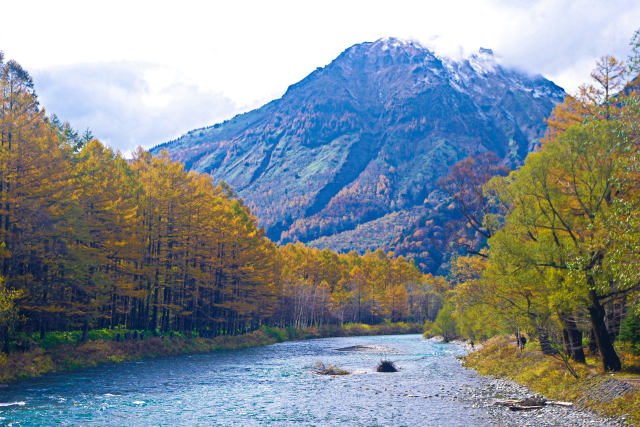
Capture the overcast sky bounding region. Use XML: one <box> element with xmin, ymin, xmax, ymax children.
<box><xmin>1</xmin><ymin>0</ymin><xmax>639</xmax><ymax>154</ymax></box>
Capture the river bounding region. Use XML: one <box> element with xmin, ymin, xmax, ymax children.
<box><xmin>0</xmin><ymin>334</ymin><xmax>615</xmax><ymax>426</ymax></box>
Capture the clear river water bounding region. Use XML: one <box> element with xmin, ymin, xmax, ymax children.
<box><xmin>0</xmin><ymin>334</ymin><xmax>612</xmax><ymax>426</ymax></box>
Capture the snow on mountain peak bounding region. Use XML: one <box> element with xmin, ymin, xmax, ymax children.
<box><xmin>468</xmin><ymin>50</ymin><xmax>498</xmax><ymax>75</ymax></box>
<box><xmin>375</xmin><ymin>37</ymin><xmax>429</xmax><ymax>52</ymax></box>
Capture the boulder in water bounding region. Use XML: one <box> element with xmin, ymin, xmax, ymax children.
<box><xmin>314</xmin><ymin>362</ymin><xmax>350</xmax><ymax>375</ymax></box>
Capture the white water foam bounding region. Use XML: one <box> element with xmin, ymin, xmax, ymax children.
<box><xmin>0</xmin><ymin>401</ymin><xmax>26</xmax><ymax>407</ymax></box>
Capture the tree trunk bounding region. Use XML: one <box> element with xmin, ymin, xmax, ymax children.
<box><xmin>536</xmin><ymin>326</ymin><xmax>556</xmax><ymax>355</ymax></box>
<box><xmin>1</xmin><ymin>326</ymin><xmax>9</xmax><ymax>354</ymax></box>
<box><xmin>561</xmin><ymin>316</ymin><xmax>586</xmax><ymax>363</ymax></box>
<box><xmin>588</xmin><ymin>290</ymin><xmax>621</xmax><ymax>371</ymax></box>
<box><xmin>40</xmin><ymin>318</ymin><xmax>46</xmax><ymax>340</ymax></box>
<box><xmin>562</xmin><ymin>328</ymin><xmax>571</xmax><ymax>355</ymax></box>
<box><xmin>588</xmin><ymin>328</ymin><xmax>598</xmax><ymax>355</ymax></box>
<box><xmin>151</xmin><ymin>286</ymin><xmax>159</xmax><ymax>332</ymax></box>
<box><xmin>81</xmin><ymin>318</ymin><xmax>89</xmax><ymax>342</ymax></box>
<box><xmin>605</xmin><ymin>299</ymin><xmax>626</xmax><ymax>343</ymax></box>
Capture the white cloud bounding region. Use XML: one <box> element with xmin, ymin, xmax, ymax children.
<box><xmin>33</xmin><ymin>62</ymin><xmax>239</xmax><ymax>154</ymax></box>
<box><xmin>1</xmin><ymin>0</ymin><xmax>639</xmax><ymax>152</ymax></box>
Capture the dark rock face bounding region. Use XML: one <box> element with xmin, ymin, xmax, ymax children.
<box><xmin>152</xmin><ymin>38</ymin><xmax>565</xmax><ymax>267</ymax></box>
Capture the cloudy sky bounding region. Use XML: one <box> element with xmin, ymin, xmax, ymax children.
<box><xmin>1</xmin><ymin>0</ymin><xmax>639</xmax><ymax>154</ymax></box>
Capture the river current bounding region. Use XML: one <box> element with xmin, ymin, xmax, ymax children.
<box><xmin>0</xmin><ymin>334</ymin><xmax>612</xmax><ymax>426</ymax></box>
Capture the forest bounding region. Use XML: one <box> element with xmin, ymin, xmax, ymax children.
<box><xmin>3</xmin><ymin>29</ymin><xmax>640</xmax><ymax>381</ymax></box>
<box><xmin>432</xmin><ymin>31</ymin><xmax>640</xmax><ymax>372</ymax></box>
<box><xmin>0</xmin><ymin>51</ymin><xmax>440</xmax><ymax>354</ymax></box>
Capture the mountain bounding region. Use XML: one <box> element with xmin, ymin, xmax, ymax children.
<box><xmin>152</xmin><ymin>38</ymin><xmax>565</xmax><ymax>272</ymax></box>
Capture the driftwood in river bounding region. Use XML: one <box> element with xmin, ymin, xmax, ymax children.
<box><xmin>494</xmin><ymin>396</ymin><xmax>573</xmax><ymax>411</ymax></box>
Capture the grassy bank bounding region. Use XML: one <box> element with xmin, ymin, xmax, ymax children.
<box><xmin>0</xmin><ymin>322</ymin><xmax>421</xmax><ymax>384</ymax></box>
<box><xmin>463</xmin><ymin>336</ymin><xmax>640</xmax><ymax>424</ymax></box>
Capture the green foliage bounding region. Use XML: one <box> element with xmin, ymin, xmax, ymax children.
<box><xmin>34</xmin><ymin>328</ymin><xmax>152</xmax><ymax>348</ymax></box>
<box><xmin>314</xmin><ymin>362</ymin><xmax>350</xmax><ymax>375</ymax></box>
<box><xmin>87</xmin><ymin>328</ymin><xmax>150</xmax><ymax>341</ymax></box>
<box><xmin>37</xmin><ymin>331</ymin><xmax>82</xmax><ymax>348</ymax></box>
<box><xmin>619</xmin><ymin>311</ymin><xmax>640</xmax><ymax>346</ymax></box>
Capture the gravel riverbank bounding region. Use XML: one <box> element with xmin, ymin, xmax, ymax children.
<box><xmin>459</xmin><ymin>337</ymin><xmax>638</xmax><ymax>425</ymax></box>
<box><xmin>459</xmin><ymin>375</ymin><xmax>624</xmax><ymax>426</ymax></box>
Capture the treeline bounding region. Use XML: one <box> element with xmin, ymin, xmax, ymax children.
<box><xmin>277</xmin><ymin>244</ymin><xmax>446</xmax><ymax>328</ymax></box>
<box><xmin>0</xmin><ymin>52</ymin><xmax>438</xmax><ymax>353</ymax></box>
<box><xmin>436</xmin><ymin>32</ymin><xmax>640</xmax><ymax>372</ymax></box>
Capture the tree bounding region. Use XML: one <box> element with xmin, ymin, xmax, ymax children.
<box><xmin>542</xmin><ymin>95</ymin><xmax>590</xmax><ymax>145</ymax></box>
<box><xmin>579</xmin><ymin>55</ymin><xmax>626</xmax><ymax>118</ymax></box>
<box><xmin>629</xmin><ymin>29</ymin><xmax>640</xmax><ymax>75</ymax></box>
<box><xmin>68</xmin><ymin>140</ymin><xmax>138</xmax><ymax>338</ymax></box>
<box><xmin>542</xmin><ymin>55</ymin><xmax>628</xmax><ymax>147</ymax></box>
<box><xmin>0</xmin><ymin>55</ymin><xmax>73</xmax><ymax>337</ymax></box>
<box><xmin>438</xmin><ymin>152</ymin><xmax>509</xmax><ymax>255</ymax></box>
<box><xmin>0</xmin><ymin>276</ymin><xmax>21</xmax><ymax>353</ymax></box>
<box><xmin>430</xmin><ymin>301</ymin><xmax>457</xmax><ymax>342</ymax></box>
<box><xmin>619</xmin><ymin>311</ymin><xmax>640</xmax><ymax>346</ymax></box>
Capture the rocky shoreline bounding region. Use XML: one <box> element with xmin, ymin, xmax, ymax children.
<box><xmin>456</xmin><ymin>336</ymin><xmax>640</xmax><ymax>425</ymax></box>
<box><xmin>461</xmin><ymin>376</ymin><xmax>624</xmax><ymax>426</ymax></box>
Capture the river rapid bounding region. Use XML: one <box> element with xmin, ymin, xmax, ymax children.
<box><xmin>0</xmin><ymin>334</ymin><xmax>616</xmax><ymax>426</ymax></box>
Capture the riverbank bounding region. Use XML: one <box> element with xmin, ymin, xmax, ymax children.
<box><xmin>0</xmin><ymin>322</ymin><xmax>421</xmax><ymax>384</ymax></box>
<box><xmin>463</xmin><ymin>336</ymin><xmax>640</xmax><ymax>425</ymax></box>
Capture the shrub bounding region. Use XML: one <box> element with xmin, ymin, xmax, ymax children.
<box><xmin>286</xmin><ymin>326</ymin><xmax>297</xmax><ymax>339</ymax></box>
<box><xmin>376</xmin><ymin>360</ymin><xmax>398</xmax><ymax>372</ymax></box>
<box><xmin>38</xmin><ymin>330</ymin><xmax>81</xmax><ymax>348</ymax></box>
<box><xmin>422</xmin><ymin>320</ymin><xmax>433</xmax><ymax>338</ymax></box>
<box><xmin>87</xmin><ymin>328</ymin><xmax>132</xmax><ymax>341</ymax></box>
<box><xmin>259</xmin><ymin>325</ymin><xmax>287</xmax><ymax>342</ymax></box>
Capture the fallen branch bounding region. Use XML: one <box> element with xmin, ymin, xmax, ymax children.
<box><xmin>546</xmin><ymin>400</ymin><xmax>573</xmax><ymax>407</ymax></box>
<box><xmin>494</xmin><ymin>399</ymin><xmax>520</xmax><ymax>406</ymax></box>
<box><xmin>509</xmin><ymin>405</ymin><xmax>545</xmax><ymax>411</ymax></box>
<box><xmin>494</xmin><ymin>395</ymin><xmax>570</xmax><ymax>411</ymax></box>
